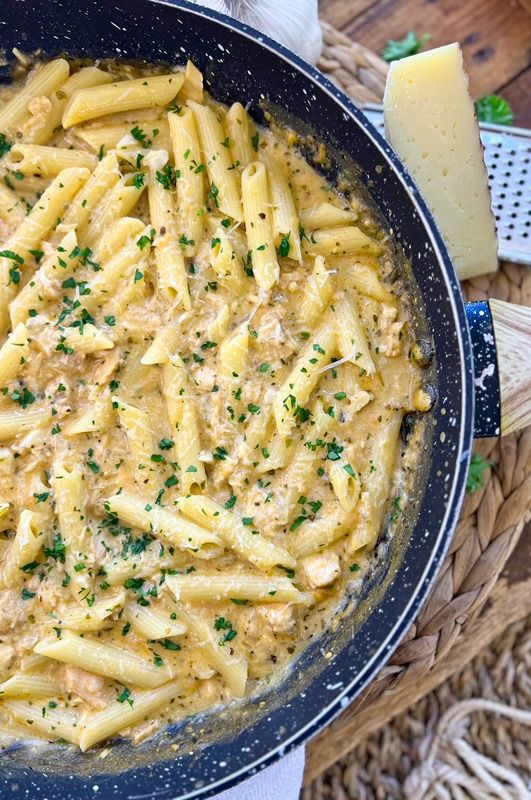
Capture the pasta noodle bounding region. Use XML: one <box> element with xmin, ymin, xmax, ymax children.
<box><xmin>0</xmin><ymin>56</ymin><xmax>428</xmax><ymax>751</ymax></box>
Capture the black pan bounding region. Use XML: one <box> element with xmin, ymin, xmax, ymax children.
<box><xmin>0</xmin><ymin>1</ymin><xmax>506</xmax><ymax>797</ymax></box>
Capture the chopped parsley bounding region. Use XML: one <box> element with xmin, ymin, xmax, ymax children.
<box><xmin>381</xmin><ymin>31</ymin><xmax>430</xmax><ymax>62</ymax></box>
<box><xmin>466</xmin><ymin>454</ymin><xmax>490</xmax><ymax>494</ymax></box>
<box><xmin>156</xmin><ymin>164</ymin><xmax>179</xmax><ymax>190</ymax></box>
<box><xmin>116</xmin><ymin>686</ymin><xmax>133</xmax><ymax>706</ymax></box>
<box><xmin>10</xmin><ymin>387</ymin><xmax>35</xmax><ymax>408</ymax></box>
<box><xmin>474</xmin><ymin>95</ymin><xmax>513</xmax><ymax>125</ymax></box>
<box><xmin>0</xmin><ymin>133</ymin><xmax>13</xmax><ymax>158</ymax></box>
<box><xmin>131</xmin><ymin>172</ymin><xmax>145</xmax><ymax>189</ymax></box>
<box><xmin>277</xmin><ymin>232</ymin><xmax>291</xmax><ymax>258</ymax></box>
<box><xmin>44</xmin><ymin>532</ymin><xmax>66</xmax><ymax>563</ymax></box>
<box><xmin>214</xmin><ymin>617</ymin><xmax>237</xmax><ymax>645</ymax></box>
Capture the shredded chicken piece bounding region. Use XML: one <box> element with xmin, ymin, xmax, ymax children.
<box><xmin>380</xmin><ymin>304</ymin><xmax>404</xmax><ymax>357</ymax></box>
<box><xmin>302</xmin><ymin>552</ymin><xmax>341</xmax><ymax>589</ymax></box>
<box><xmin>0</xmin><ymin>643</ymin><xmax>15</xmax><ymax>673</ymax></box>
<box><xmin>61</xmin><ymin>665</ymin><xmax>108</xmax><ymax>710</ymax></box>
<box><xmin>259</xmin><ymin>604</ymin><xmax>296</xmax><ymax>633</ymax></box>
<box><xmin>0</xmin><ymin>590</ymin><xmax>27</xmax><ymax>634</ymax></box>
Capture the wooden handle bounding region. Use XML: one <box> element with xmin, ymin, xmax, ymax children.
<box><xmin>490</xmin><ymin>299</ymin><xmax>531</xmax><ymax>436</ymax></box>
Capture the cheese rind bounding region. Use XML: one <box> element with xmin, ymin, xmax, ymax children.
<box><xmin>383</xmin><ymin>43</ymin><xmax>498</xmax><ymax>280</ymax></box>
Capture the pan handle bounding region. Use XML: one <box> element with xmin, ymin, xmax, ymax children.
<box><xmin>465</xmin><ymin>300</ymin><xmax>531</xmax><ymax>437</ymax></box>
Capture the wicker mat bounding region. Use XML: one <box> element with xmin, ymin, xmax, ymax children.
<box><xmin>302</xmin><ymin>19</ymin><xmax>531</xmax><ymax>796</ymax></box>
<box><xmin>303</xmin><ymin>616</ymin><xmax>531</xmax><ymax>799</ymax></box>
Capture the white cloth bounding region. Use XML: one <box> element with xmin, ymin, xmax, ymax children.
<box><xmin>185</xmin><ymin>0</ymin><xmax>323</xmax><ymax>64</ymax></box>
<box><xmin>213</xmin><ymin>747</ymin><xmax>305</xmax><ymax>800</ymax></box>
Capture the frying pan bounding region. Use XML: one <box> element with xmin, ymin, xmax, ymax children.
<box><xmin>0</xmin><ymin>1</ymin><xmax>527</xmax><ymax>797</ymax></box>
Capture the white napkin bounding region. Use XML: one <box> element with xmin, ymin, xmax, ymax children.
<box><xmin>213</xmin><ymin>746</ymin><xmax>305</xmax><ymax>800</ymax></box>
<box><xmin>185</xmin><ymin>0</ymin><xmax>322</xmax><ymax>64</ymax></box>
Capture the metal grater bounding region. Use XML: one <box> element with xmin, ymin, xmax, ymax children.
<box><xmin>362</xmin><ymin>103</ymin><xmax>531</xmax><ymax>266</ymax></box>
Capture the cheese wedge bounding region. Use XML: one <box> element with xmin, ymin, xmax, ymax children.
<box><xmin>383</xmin><ymin>43</ymin><xmax>498</xmax><ymax>280</ymax></box>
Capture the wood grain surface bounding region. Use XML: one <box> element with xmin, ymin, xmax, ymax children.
<box><xmin>320</xmin><ymin>0</ymin><xmax>531</xmax><ymax>127</ymax></box>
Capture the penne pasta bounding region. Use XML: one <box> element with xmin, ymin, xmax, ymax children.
<box><xmin>0</xmin><ymin>167</ymin><xmax>89</xmax><ymax>336</ymax></box>
<box><xmin>1</xmin><ymin>509</ymin><xmax>45</xmax><ymax>587</ymax></box>
<box><xmin>124</xmin><ymin>602</ymin><xmax>187</xmax><ymax>640</ymax></box>
<box><xmin>0</xmin><ymin>409</ymin><xmax>49</xmax><ymax>441</ymax></box>
<box><xmin>63</xmin><ymin>73</ymin><xmax>185</xmax><ymax>127</ymax></box>
<box><xmin>299</xmin><ymin>202</ymin><xmax>357</xmax><ymax>230</ymax></box>
<box><xmin>34</xmin><ymin>631</ymin><xmax>174</xmax><ymax>688</ymax></box>
<box><xmin>51</xmin><ymin>461</ymin><xmax>93</xmax><ymax>596</ymax></box>
<box><xmin>349</xmin><ymin>410</ymin><xmax>402</xmax><ymax>553</ymax></box>
<box><xmin>0</xmin><ymin>322</ymin><xmax>30</xmax><ymax>386</ymax></box>
<box><xmin>168</xmin><ymin>107</ymin><xmax>205</xmax><ymax>256</ymax></box>
<box><xmin>297</xmin><ymin>255</ymin><xmax>334</xmax><ymax>328</ymax></box>
<box><xmin>104</xmin><ymin>491</ymin><xmax>223</xmax><ymax>557</ymax></box>
<box><xmin>241</xmin><ymin>161</ymin><xmax>279</xmax><ymax>290</ymax></box>
<box><xmin>210</xmin><ymin>230</ymin><xmax>247</xmax><ymax>295</ymax></box>
<box><xmin>166</xmin><ymin>574</ymin><xmax>307</xmax><ymax>604</ymax></box>
<box><xmin>188</xmin><ymin>101</ymin><xmax>243</xmax><ymax>221</ymax></box>
<box><xmin>174</xmin><ymin>606</ymin><xmax>247</xmax><ymax>698</ymax></box>
<box><xmin>0</xmin><ymin>59</ymin><xmax>70</xmax><ymax>137</ymax></box>
<box><xmin>224</xmin><ymin>102</ymin><xmax>256</xmax><ymax>169</ymax></box>
<box><xmin>2</xmin><ymin>700</ymin><xmax>80</xmax><ymax>745</ymax></box>
<box><xmin>41</xmin><ymin>593</ymin><xmax>125</xmax><ymax>632</ymax></box>
<box><xmin>8</xmin><ymin>144</ymin><xmax>97</xmax><ymax>178</ymax></box>
<box><xmin>218</xmin><ymin>322</ymin><xmax>249</xmax><ymax>382</ymax></box>
<box><xmin>302</xmin><ymin>225</ymin><xmax>382</xmax><ymax>257</ymax></box>
<box><xmin>0</xmin><ymin>673</ymin><xmax>60</xmax><ymax>698</ymax></box>
<box><xmin>113</xmin><ymin>396</ymin><xmax>158</xmax><ymax>491</ymax></box>
<box><xmin>82</xmin><ymin>176</ymin><xmax>145</xmax><ymax>248</ymax></box>
<box><xmin>9</xmin><ymin>229</ymin><xmax>81</xmax><ymax>326</ymax></box>
<box><xmin>175</xmin><ymin>495</ymin><xmax>296</xmax><ymax>572</ymax></box>
<box><xmin>0</xmin><ymin>183</ymin><xmax>27</xmax><ymax>227</ymax></box>
<box><xmin>140</xmin><ymin>323</ymin><xmax>180</xmax><ymax>366</ymax></box>
<box><xmin>261</xmin><ymin>152</ymin><xmax>302</xmax><ymax>263</ymax></box>
<box><xmin>60</xmin><ymin>152</ymin><xmax>121</xmax><ymax>237</ymax></box>
<box><xmin>273</xmin><ymin>308</ymin><xmax>337</xmax><ymax>437</ymax></box>
<box><xmin>74</xmin><ymin>120</ymin><xmax>171</xmax><ymax>154</ymax></box>
<box><xmin>56</xmin><ymin>324</ymin><xmax>114</xmax><ymax>354</ymax></box>
<box><xmin>78</xmin><ymin>682</ymin><xmax>179</xmax><ymax>751</ymax></box>
<box><xmin>148</xmin><ymin>165</ymin><xmax>190</xmax><ymax>308</ymax></box>
<box><xmin>25</xmin><ymin>66</ymin><xmax>114</xmax><ymax>145</ymax></box>
<box><xmin>335</xmin><ymin>293</ymin><xmax>375</xmax><ymax>375</ymax></box>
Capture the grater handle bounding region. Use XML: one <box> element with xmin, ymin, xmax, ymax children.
<box><xmin>465</xmin><ymin>300</ymin><xmax>531</xmax><ymax>437</ymax></box>
<box><xmin>489</xmin><ymin>299</ymin><xmax>531</xmax><ymax>436</ymax></box>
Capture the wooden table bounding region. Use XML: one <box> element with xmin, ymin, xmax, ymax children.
<box><xmin>321</xmin><ymin>0</ymin><xmax>531</xmax><ymax>127</ymax></box>
<box><xmin>305</xmin><ymin>0</ymin><xmax>531</xmax><ymax>782</ymax></box>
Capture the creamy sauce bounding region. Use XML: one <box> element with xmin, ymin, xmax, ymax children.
<box><xmin>0</xmin><ymin>58</ymin><xmax>428</xmax><ymax>750</ymax></box>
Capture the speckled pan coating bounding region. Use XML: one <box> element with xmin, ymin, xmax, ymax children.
<box><xmin>0</xmin><ymin>1</ymin><xmax>475</xmax><ymax>797</ymax></box>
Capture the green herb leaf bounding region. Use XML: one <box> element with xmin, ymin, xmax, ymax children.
<box><xmin>44</xmin><ymin>532</ymin><xmax>66</xmax><ymax>563</ymax></box>
<box><xmin>474</xmin><ymin>95</ymin><xmax>513</xmax><ymax>125</ymax></box>
<box><xmin>10</xmin><ymin>387</ymin><xmax>35</xmax><ymax>408</ymax></box>
<box><xmin>277</xmin><ymin>232</ymin><xmax>291</xmax><ymax>258</ymax></box>
<box><xmin>116</xmin><ymin>686</ymin><xmax>133</xmax><ymax>706</ymax></box>
<box><xmin>0</xmin><ymin>133</ymin><xmax>13</xmax><ymax>158</ymax></box>
<box><xmin>381</xmin><ymin>31</ymin><xmax>430</xmax><ymax>62</ymax></box>
<box><xmin>131</xmin><ymin>172</ymin><xmax>145</xmax><ymax>189</ymax></box>
<box><xmin>466</xmin><ymin>454</ymin><xmax>490</xmax><ymax>494</ymax></box>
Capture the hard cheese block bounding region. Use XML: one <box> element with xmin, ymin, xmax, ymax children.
<box><xmin>383</xmin><ymin>42</ymin><xmax>498</xmax><ymax>280</ymax></box>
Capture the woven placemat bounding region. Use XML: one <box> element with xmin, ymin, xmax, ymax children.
<box><xmin>304</xmin><ymin>615</ymin><xmax>531</xmax><ymax>798</ymax></box>
<box><xmin>310</xmin><ymin>18</ymin><xmax>531</xmax><ymax>771</ymax></box>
